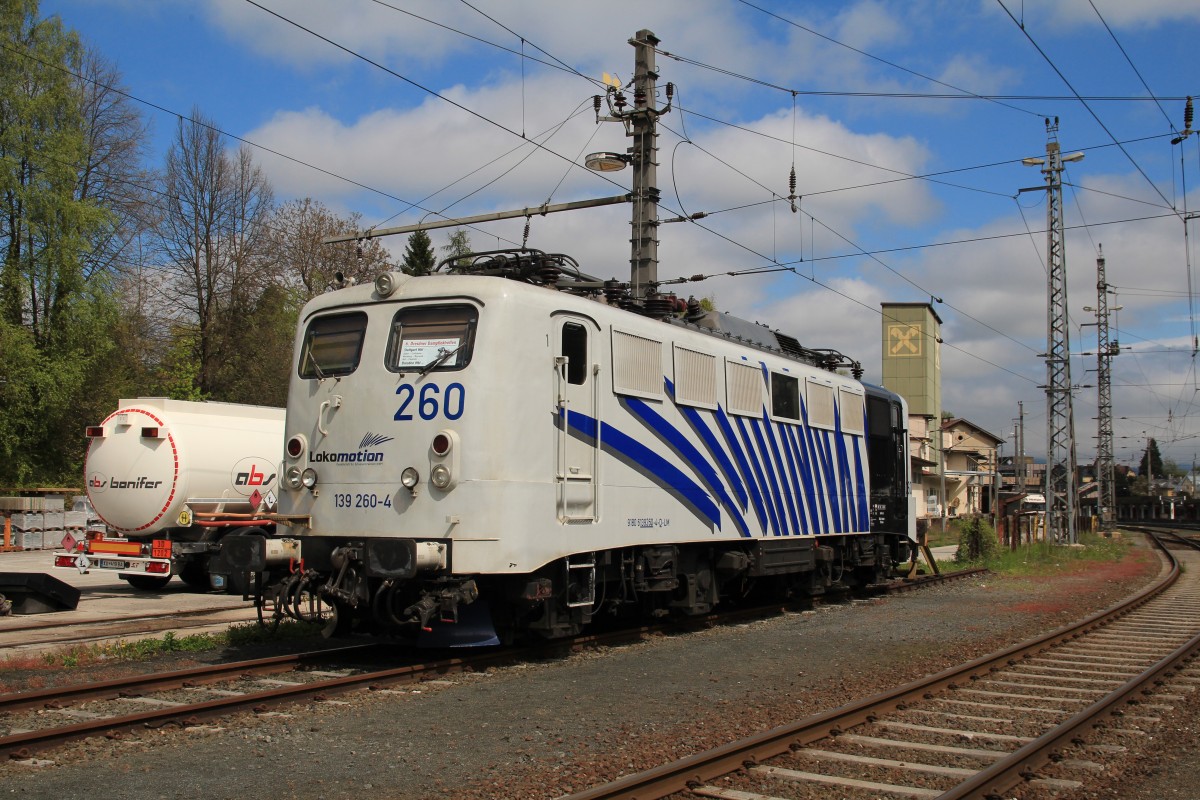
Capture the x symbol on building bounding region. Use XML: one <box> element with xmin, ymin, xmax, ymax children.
<box><xmin>889</xmin><ymin>324</ymin><xmax>921</xmax><ymax>356</ymax></box>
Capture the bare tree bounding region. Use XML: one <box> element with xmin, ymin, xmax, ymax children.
<box><xmin>267</xmin><ymin>197</ymin><xmax>390</xmax><ymax>302</ymax></box>
<box><xmin>154</xmin><ymin>109</ymin><xmax>273</xmax><ymax>397</ymax></box>
<box><xmin>74</xmin><ymin>44</ymin><xmax>153</xmax><ymax>285</ymax></box>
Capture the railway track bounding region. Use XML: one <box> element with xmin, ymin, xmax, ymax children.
<box><xmin>562</xmin><ymin>529</ymin><xmax>1200</xmax><ymax>800</ymax></box>
<box><xmin>0</xmin><ymin>565</ymin><xmax>979</xmax><ymax>762</ymax></box>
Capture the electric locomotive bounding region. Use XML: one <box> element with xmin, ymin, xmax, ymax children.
<box><xmin>223</xmin><ymin>249</ymin><xmax>914</xmax><ymax>643</ymax></box>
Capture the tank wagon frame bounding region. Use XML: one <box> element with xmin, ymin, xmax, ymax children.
<box><xmin>221</xmin><ymin>250</ymin><xmax>915</xmax><ymax>643</ymax></box>
<box><xmin>54</xmin><ymin>398</ymin><xmax>285</xmax><ymax>592</ymax></box>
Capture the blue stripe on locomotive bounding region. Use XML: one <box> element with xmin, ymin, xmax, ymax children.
<box><xmin>555</xmin><ymin>369</ymin><xmax>868</xmax><ymax>539</ymax></box>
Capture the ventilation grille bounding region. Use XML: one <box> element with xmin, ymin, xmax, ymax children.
<box><xmin>807</xmin><ymin>381</ymin><xmax>836</xmax><ymax>429</ymax></box>
<box><xmin>840</xmin><ymin>388</ymin><xmax>865</xmax><ymax>435</ymax></box>
<box><xmin>774</xmin><ymin>331</ymin><xmax>805</xmax><ymax>357</ymax></box>
<box><xmin>612</xmin><ymin>329</ymin><xmax>662</xmax><ymax>399</ymax></box>
<box><xmin>674</xmin><ymin>346</ymin><xmax>718</xmax><ymax>408</ymax></box>
<box><xmin>726</xmin><ymin>361</ymin><xmax>763</xmax><ymax>417</ymax></box>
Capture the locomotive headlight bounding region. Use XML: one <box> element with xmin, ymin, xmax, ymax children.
<box><xmin>375</xmin><ymin>272</ymin><xmax>398</xmax><ymax>298</ymax></box>
<box><xmin>284</xmin><ymin>465</ymin><xmax>303</xmax><ymax>490</ymax></box>
<box><xmin>301</xmin><ymin>467</ymin><xmax>319</xmax><ymax>489</ymax></box>
<box><xmin>430</xmin><ymin>464</ymin><xmax>452</xmax><ymax>489</ymax></box>
<box><xmin>400</xmin><ymin>467</ymin><xmax>420</xmax><ymax>489</ymax></box>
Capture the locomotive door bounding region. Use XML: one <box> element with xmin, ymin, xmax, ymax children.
<box><xmin>555</xmin><ymin>317</ymin><xmax>599</xmax><ymax>522</ymax></box>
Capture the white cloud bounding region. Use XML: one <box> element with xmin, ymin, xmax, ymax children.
<box><xmin>1029</xmin><ymin>0</ymin><xmax>1200</xmax><ymax>28</ymax></box>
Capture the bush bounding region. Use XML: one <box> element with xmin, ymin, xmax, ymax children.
<box><xmin>955</xmin><ymin>516</ymin><xmax>999</xmax><ymax>563</ymax></box>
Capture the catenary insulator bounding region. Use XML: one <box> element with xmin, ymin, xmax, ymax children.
<box><xmin>645</xmin><ymin>293</ymin><xmax>675</xmax><ymax>319</ymax></box>
<box><xmin>1185</xmin><ymin>96</ymin><xmax>1194</xmax><ymax>132</ymax></box>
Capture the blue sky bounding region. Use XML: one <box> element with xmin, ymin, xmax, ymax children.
<box><xmin>41</xmin><ymin>0</ymin><xmax>1200</xmax><ymax>470</ymax></box>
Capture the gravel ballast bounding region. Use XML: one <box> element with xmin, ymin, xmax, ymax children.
<box><xmin>0</xmin><ymin>537</ymin><xmax>1193</xmax><ymax>800</ymax></box>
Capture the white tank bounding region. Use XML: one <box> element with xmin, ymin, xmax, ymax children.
<box><xmin>85</xmin><ymin>398</ymin><xmax>285</xmax><ymax>536</ymax></box>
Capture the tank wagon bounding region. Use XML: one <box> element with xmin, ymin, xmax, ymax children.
<box><xmin>219</xmin><ymin>250</ymin><xmax>914</xmax><ymax>643</ymax></box>
<box><xmin>54</xmin><ymin>398</ymin><xmax>285</xmax><ymax>591</ymax></box>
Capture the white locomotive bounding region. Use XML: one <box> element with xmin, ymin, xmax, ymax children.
<box><xmin>226</xmin><ymin>250</ymin><xmax>913</xmax><ymax>642</ymax></box>
<box><xmin>55</xmin><ymin>398</ymin><xmax>284</xmax><ymax>591</ymax></box>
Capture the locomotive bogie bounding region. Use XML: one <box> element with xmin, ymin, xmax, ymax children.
<box><xmin>248</xmin><ymin>257</ymin><xmax>912</xmax><ymax>641</ymax></box>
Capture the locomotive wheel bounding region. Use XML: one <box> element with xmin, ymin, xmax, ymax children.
<box><xmin>123</xmin><ymin>574</ymin><xmax>172</xmax><ymax>591</ymax></box>
<box><xmin>321</xmin><ymin>600</ymin><xmax>355</xmax><ymax>638</ymax></box>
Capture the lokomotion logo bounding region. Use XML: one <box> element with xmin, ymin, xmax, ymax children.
<box><xmin>88</xmin><ymin>471</ymin><xmax>162</xmax><ymax>492</ymax></box>
<box><xmin>231</xmin><ymin>457</ymin><xmax>278</xmax><ymax>496</ymax></box>
<box><xmin>311</xmin><ymin>432</ymin><xmax>394</xmax><ymax>465</ymax></box>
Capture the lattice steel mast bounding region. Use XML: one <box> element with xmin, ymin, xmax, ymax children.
<box><xmin>1025</xmin><ymin>119</ymin><xmax>1081</xmax><ymax>544</ymax></box>
<box><xmin>1094</xmin><ymin>247</ymin><xmax>1118</xmax><ymax>534</ymax></box>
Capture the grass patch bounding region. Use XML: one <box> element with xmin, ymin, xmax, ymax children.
<box><xmin>948</xmin><ymin>525</ymin><xmax>1133</xmax><ymax>576</ymax></box>
<box><xmin>7</xmin><ymin>619</ymin><xmax>325</xmax><ymax>671</ymax></box>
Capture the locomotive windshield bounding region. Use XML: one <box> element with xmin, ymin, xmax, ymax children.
<box><xmin>299</xmin><ymin>312</ymin><xmax>368</xmax><ymax>378</ymax></box>
<box><xmin>387</xmin><ymin>304</ymin><xmax>478</xmax><ymax>373</ymax></box>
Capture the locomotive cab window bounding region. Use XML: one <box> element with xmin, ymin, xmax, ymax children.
<box><xmin>299</xmin><ymin>312</ymin><xmax>368</xmax><ymax>378</ymax></box>
<box><xmin>388</xmin><ymin>304</ymin><xmax>478</xmax><ymax>373</ymax></box>
<box><xmin>561</xmin><ymin>322</ymin><xmax>588</xmax><ymax>385</ymax></box>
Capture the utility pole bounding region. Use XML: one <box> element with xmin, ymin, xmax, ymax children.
<box><xmin>1017</xmin><ymin>401</ymin><xmax>1025</xmax><ymax>492</ymax></box>
<box><xmin>1093</xmin><ymin>246</ymin><xmax>1119</xmax><ymax>534</ymax></box>
<box><xmin>1023</xmin><ymin>119</ymin><xmax>1083</xmax><ymax>544</ymax></box>
<box><xmin>590</xmin><ymin>31</ymin><xmax>671</xmax><ymax>299</ymax></box>
<box><xmin>628</xmin><ymin>30</ymin><xmax>661</xmax><ymax>299</ymax></box>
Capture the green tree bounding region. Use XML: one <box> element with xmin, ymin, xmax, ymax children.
<box><xmin>1161</xmin><ymin>457</ymin><xmax>1186</xmax><ymax>478</ymax></box>
<box><xmin>442</xmin><ymin>228</ymin><xmax>472</xmax><ymax>268</ymax></box>
<box><xmin>402</xmin><ymin>229</ymin><xmax>436</xmax><ymax>276</ymax></box>
<box><xmin>211</xmin><ymin>284</ymin><xmax>294</xmax><ymax>407</ymax></box>
<box><xmin>0</xmin><ymin>2</ymin><xmax>100</xmax><ymax>344</ymax></box>
<box><xmin>1139</xmin><ymin>438</ymin><xmax>1164</xmax><ymax>480</ymax></box>
<box><xmin>0</xmin><ymin>1</ymin><xmax>146</xmax><ymax>484</ymax></box>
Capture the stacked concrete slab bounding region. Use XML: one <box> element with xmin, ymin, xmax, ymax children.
<box><xmin>1</xmin><ymin>496</ymin><xmax>94</xmax><ymax>550</ymax></box>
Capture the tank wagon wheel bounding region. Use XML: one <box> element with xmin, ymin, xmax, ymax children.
<box><xmin>179</xmin><ymin>559</ymin><xmax>212</xmax><ymax>591</ymax></box>
<box><xmin>123</xmin><ymin>574</ymin><xmax>172</xmax><ymax>591</ymax></box>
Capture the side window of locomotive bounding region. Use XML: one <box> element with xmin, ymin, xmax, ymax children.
<box><xmin>387</xmin><ymin>305</ymin><xmax>478</xmax><ymax>374</ymax></box>
<box><xmin>299</xmin><ymin>312</ymin><xmax>368</xmax><ymax>378</ymax></box>
<box><xmin>770</xmin><ymin>373</ymin><xmax>800</xmax><ymax>422</ymax></box>
<box><xmin>561</xmin><ymin>322</ymin><xmax>588</xmax><ymax>385</ymax></box>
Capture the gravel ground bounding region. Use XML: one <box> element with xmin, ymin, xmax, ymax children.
<box><xmin>0</xmin><ymin>536</ymin><xmax>1192</xmax><ymax>800</ymax></box>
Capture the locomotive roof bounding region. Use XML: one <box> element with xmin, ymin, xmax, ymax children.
<box><xmin>307</xmin><ymin>249</ymin><xmax>864</xmax><ymax>378</ymax></box>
